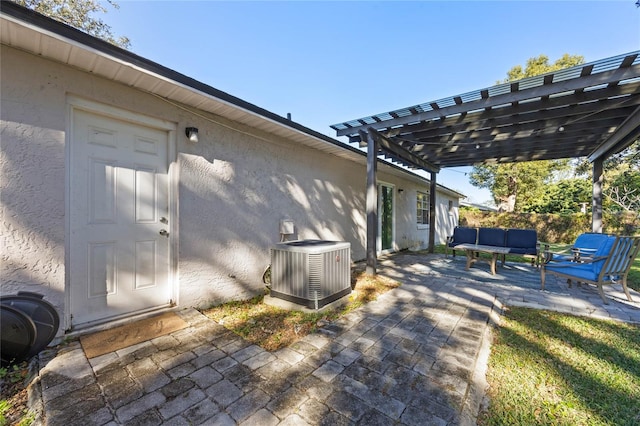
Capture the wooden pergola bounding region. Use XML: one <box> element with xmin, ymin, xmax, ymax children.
<box><xmin>331</xmin><ymin>51</ymin><xmax>640</xmax><ymax>275</ymax></box>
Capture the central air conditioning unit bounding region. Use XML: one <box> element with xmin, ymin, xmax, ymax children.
<box><xmin>270</xmin><ymin>240</ymin><xmax>351</xmax><ymax>309</ymax></box>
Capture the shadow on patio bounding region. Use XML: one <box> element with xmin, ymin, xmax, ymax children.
<box><xmin>374</xmin><ymin>251</ymin><xmax>640</xmax><ymax>324</ymax></box>
<box><xmin>32</xmin><ymin>250</ymin><xmax>640</xmax><ymax>425</ymax></box>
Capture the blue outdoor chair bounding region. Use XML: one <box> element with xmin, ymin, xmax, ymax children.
<box><xmin>540</xmin><ymin>235</ymin><xmax>640</xmax><ymax>304</ymax></box>
<box><xmin>544</xmin><ymin>232</ymin><xmax>612</xmax><ymax>263</ymax></box>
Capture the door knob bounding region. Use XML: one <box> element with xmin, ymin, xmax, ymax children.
<box><xmin>159</xmin><ymin>229</ymin><xmax>169</xmax><ymax>237</ymax></box>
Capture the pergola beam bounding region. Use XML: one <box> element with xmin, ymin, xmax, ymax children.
<box><xmin>383</xmin><ymin>83</ymin><xmax>640</xmax><ymax>139</ymax></box>
<box><xmin>394</xmin><ymin>116</ymin><xmax>627</xmax><ymax>149</ymax></box>
<box><xmin>365</xmin><ymin>128</ymin><xmax>440</xmax><ymax>173</ymax></box>
<box><xmin>403</xmin><ymin>129</ymin><xmax>613</xmax><ymax>167</ymax></box>
<box><xmin>588</xmin><ymin>104</ymin><xmax>640</xmax><ymax>162</ymax></box>
<box><xmin>593</xmin><ymin>159</ymin><xmax>604</xmax><ymax>233</ymax></box>
<box><xmin>386</xmin><ymin>102</ymin><xmax>638</xmax><ymax>144</ymax></box>
<box><xmin>363</xmin><ymin>130</ymin><xmax>378</xmax><ymax>276</ymax></box>
<box><xmin>336</xmin><ymin>63</ymin><xmax>640</xmax><ymax>137</ymax></box>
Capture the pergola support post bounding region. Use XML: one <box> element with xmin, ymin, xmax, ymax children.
<box><xmin>363</xmin><ymin>131</ymin><xmax>378</xmax><ymax>276</ymax></box>
<box><xmin>592</xmin><ymin>158</ymin><xmax>603</xmax><ymax>233</ymax></box>
<box><xmin>429</xmin><ymin>172</ymin><xmax>437</xmax><ymax>253</ymax></box>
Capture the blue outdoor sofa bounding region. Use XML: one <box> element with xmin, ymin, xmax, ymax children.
<box><xmin>446</xmin><ymin>226</ymin><xmax>539</xmax><ymax>265</ymax></box>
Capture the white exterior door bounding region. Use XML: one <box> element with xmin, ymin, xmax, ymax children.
<box><xmin>69</xmin><ymin>108</ymin><xmax>172</xmax><ymax>327</ymax></box>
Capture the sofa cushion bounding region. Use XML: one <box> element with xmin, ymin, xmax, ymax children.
<box><xmin>574</xmin><ymin>233</ymin><xmax>612</xmax><ymax>255</ymax></box>
<box><xmin>448</xmin><ymin>227</ymin><xmax>477</xmax><ymax>247</ymax></box>
<box><xmin>590</xmin><ymin>235</ymin><xmax>616</xmax><ymax>273</ymax></box>
<box><xmin>509</xmin><ymin>247</ymin><xmax>537</xmax><ymax>255</ymax></box>
<box><xmin>478</xmin><ymin>227</ymin><xmax>506</xmax><ymax>247</ymax></box>
<box><xmin>550</xmin><ymin>232</ymin><xmax>612</xmax><ymax>261</ymax></box>
<box><xmin>544</xmin><ymin>261</ymin><xmax>612</xmax><ymax>282</ymax></box>
<box><xmin>506</xmin><ymin>229</ymin><xmax>537</xmax><ymax>255</ymax></box>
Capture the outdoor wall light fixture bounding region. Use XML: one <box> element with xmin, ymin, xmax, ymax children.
<box><xmin>185</xmin><ymin>127</ymin><xmax>199</xmax><ymax>143</ymax></box>
<box><xmin>398</xmin><ymin>189</ymin><xmax>404</xmax><ymax>194</ymax></box>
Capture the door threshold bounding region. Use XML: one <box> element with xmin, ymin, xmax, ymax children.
<box><xmin>60</xmin><ymin>304</ymin><xmax>176</xmax><ymax>344</ymax></box>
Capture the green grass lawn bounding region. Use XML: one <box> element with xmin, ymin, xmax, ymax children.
<box><xmin>432</xmin><ymin>244</ymin><xmax>640</xmax><ymax>424</ymax></box>
<box><xmin>479</xmin><ymin>307</ymin><xmax>640</xmax><ymax>426</ymax></box>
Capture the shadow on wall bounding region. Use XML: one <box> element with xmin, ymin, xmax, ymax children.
<box><xmin>3</xmin><ymin>129</ymin><xmax>368</xmax><ymax>327</ymax></box>
<box><xmin>1</xmin><ymin>124</ymin><xmax>66</xmax><ymax>306</ymax></box>
<box><xmin>177</xmin><ymin>149</ymin><xmax>367</xmax><ymax>308</ymax></box>
<box><xmin>2</xmin><ymin>97</ymin><xmax>369</xmax><ymax>324</ymax></box>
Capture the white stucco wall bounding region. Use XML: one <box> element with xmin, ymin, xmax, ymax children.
<box><xmin>1</xmin><ymin>47</ymin><xmax>68</xmax><ymax>315</ymax></box>
<box><xmin>176</xmin><ymin>119</ymin><xmax>372</xmax><ymax>307</ymax></box>
<box><xmin>1</xmin><ymin>45</ymin><xmax>459</xmax><ymax>330</ymax></box>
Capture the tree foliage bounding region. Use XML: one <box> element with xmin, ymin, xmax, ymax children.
<box><xmin>524</xmin><ymin>178</ymin><xmax>592</xmax><ymax>214</ymax></box>
<box><xmin>497</xmin><ymin>53</ymin><xmax>585</xmax><ymax>84</ymax></box>
<box><xmin>603</xmin><ymin>140</ymin><xmax>640</xmax><ymax>214</ymax></box>
<box><xmin>12</xmin><ymin>0</ymin><xmax>130</xmax><ymax>48</ymax></box>
<box><xmin>470</xmin><ymin>54</ymin><xmax>585</xmax><ymax>212</ymax></box>
<box><xmin>469</xmin><ymin>160</ymin><xmax>570</xmax><ymax>212</ymax></box>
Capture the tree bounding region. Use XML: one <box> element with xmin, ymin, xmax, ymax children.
<box><xmin>12</xmin><ymin>0</ymin><xmax>130</xmax><ymax>48</ymax></box>
<box><xmin>571</xmin><ymin>139</ymin><xmax>639</xmax><ymax>216</ymax></box>
<box><xmin>469</xmin><ymin>160</ymin><xmax>569</xmax><ymax>212</ymax></box>
<box><xmin>524</xmin><ymin>178</ymin><xmax>592</xmax><ymax>214</ymax></box>
<box><xmin>604</xmin><ymin>140</ymin><xmax>640</xmax><ymax>214</ymax></box>
<box><xmin>470</xmin><ymin>54</ymin><xmax>585</xmax><ymax>212</ymax></box>
<box><xmin>497</xmin><ymin>53</ymin><xmax>585</xmax><ymax>84</ymax></box>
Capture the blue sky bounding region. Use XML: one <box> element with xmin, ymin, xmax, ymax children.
<box><xmin>105</xmin><ymin>1</ymin><xmax>640</xmax><ymax>203</ymax></box>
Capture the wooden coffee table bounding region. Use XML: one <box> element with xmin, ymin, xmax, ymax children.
<box><xmin>453</xmin><ymin>243</ymin><xmax>511</xmax><ymax>275</ymax></box>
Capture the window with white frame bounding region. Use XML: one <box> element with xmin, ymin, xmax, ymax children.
<box><xmin>417</xmin><ymin>192</ymin><xmax>429</xmax><ymax>225</ymax></box>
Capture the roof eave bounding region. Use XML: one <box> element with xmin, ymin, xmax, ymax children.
<box><xmin>1</xmin><ymin>2</ymin><xmax>461</xmax><ymax>195</ymax></box>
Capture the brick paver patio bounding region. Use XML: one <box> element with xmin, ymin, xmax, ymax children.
<box><xmin>29</xmin><ymin>253</ymin><xmax>640</xmax><ymax>425</ymax></box>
